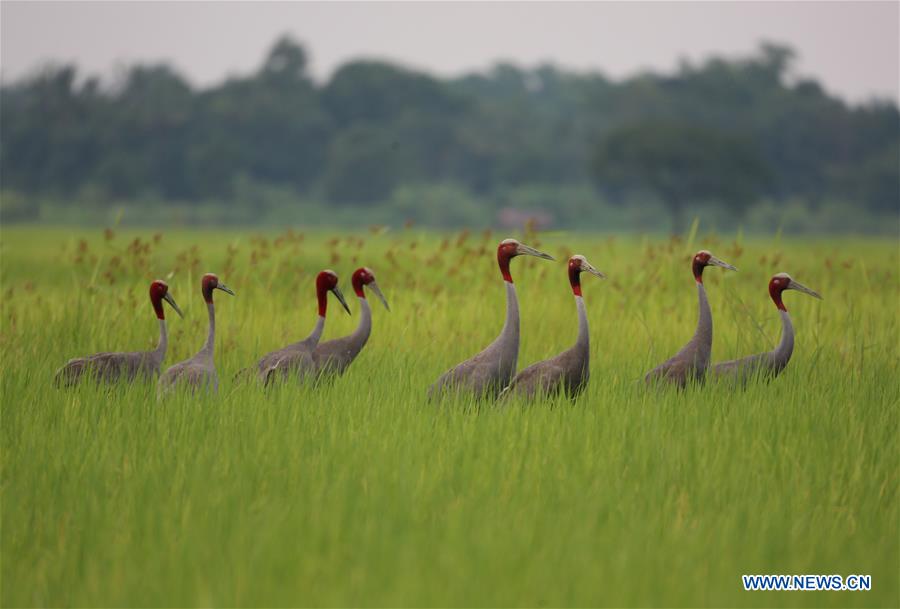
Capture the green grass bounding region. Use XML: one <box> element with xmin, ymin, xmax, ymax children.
<box><xmin>2</xmin><ymin>225</ymin><xmax>897</xmax><ymax>607</ymax></box>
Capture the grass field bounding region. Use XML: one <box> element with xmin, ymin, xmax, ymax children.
<box><xmin>2</xmin><ymin>225</ymin><xmax>897</xmax><ymax>607</ymax></box>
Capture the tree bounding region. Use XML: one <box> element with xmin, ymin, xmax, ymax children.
<box><xmin>0</xmin><ymin>37</ymin><xmax>896</xmax><ymax>228</ymax></box>
<box><xmin>321</xmin><ymin>124</ymin><xmax>404</xmax><ymax>205</ymax></box>
<box><xmin>185</xmin><ymin>37</ymin><xmax>331</xmax><ymax>197</ymax></box>
<box><xmin>322</xmin><ymin>60</ymin><xmax>465</xmax><ymax>126</ymax></box>
<box><xmin>99</xmin><ymin>64</ymin><xmax>193</xmax><ymax>198</ymax></box>
<box><xmin>261</xmin><ymin>35</ymin><xmax>308</xmax><ymax>81</ymax></box>
<box><xmin>0</xmin><ymin>64</ymin><xmax>103</xmax><ymax>194</ymax></box>
<box><xmin>591</xmin><ymin>122</ymin><xmax>771</xmax><ymax>233</ymax></box>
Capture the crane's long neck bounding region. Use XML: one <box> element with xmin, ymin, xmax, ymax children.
<box><xmin>574</xmin><ymin>295</ymin><xmax>589</xmax><ymax>358</ymax></box>
<box><xmin>501</xmin><ymin>281</ymin><xmax>520</xmax><ymax>340</ymax></box>
<box><xmin>772</xmin><ymin>309</ymin><xmax>794</xmax><ymax>368</ymax></box>
<box><xmin>153</xmin><ymin>318</ymin><xmax>168</xmax><ymax>362</ymax></box>
<box><xmin>200</xmin><ymin>301</ymin><xmax>215</xmax><ymax>362</ymax></box>
<box><xmin>496</xmin><ymin>281</ymin><xmax>520</xmax><ymax>375</ymax></box>
<box><xmin>693</xmin><ymin>282</ymin><xmax>713</xmax><ymax>350</ymax></box>
<box><xmin>306</xmin><ymin>315</ymin><xmax>326</xmax><ymax>347</ymax></box>
<box><xmin>348</xmin><ymin>297</ymin><xmax>372</xmax><ymax>350</ymax></box>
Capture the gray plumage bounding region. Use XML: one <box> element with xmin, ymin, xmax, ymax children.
<box><xmin>712</xmin><ymin>273</ymin><xmax>821</xmax><ymax>384</ymax></box>
<box><xmin>232</xmin><ymin>316</ymin><xmax>322</xmax><ymax>384</ymax></box>
<box><xmin>55</xmin><ymin>319</ymin><xmax>169</xmax><ymax>387</ymax></box>
<box><xmin>504</xmin><ymin>296</ymin><xmax>590</xmax><ymax>399</ymax></box>
<box><xmin>428</xmin><ymin>239</ymin><xmax>554</xmax><ymax>400</ymax></box>
<box><xmin>645</xmin><ymin>282</ymin><xmax>713</xmax><ymax>388</ymax></box>
<box><xmin>258</xmin><ymin>317</ymin><xmax>324</xmax><ymax>385</ymax></box>
<box><xmin>502</xmin><ymin>254</ymin><xmax>605</xmax><ymax>400</ymax></box>
<box><xmin>159</xmin><ymin>301</ymin><xmax>219</xmax><ymax>395</ymax></box>
<box><xmin>644</xmin><ymin>250</ymin><xmax>736</xmax><ymax>388</ymax></box>
<box><xmin>712</xmin><ymin>310</ymin><xmax>793</xmax><ymax>383</ymax></box>
<box><xmin>314</xmin><ymin>298</ymin><xmax>371</xmax><ymax>377</ymax></box>
<box><xmin>428</xmin><ymin>281</ymin><xmax>521</xmax><ymax>399</ymax></box>
<box><xmin>243</xmin><ymin>269</ymin><xmax>350</xmax><ymax>387</ymax></box>
<box><xmin>312</xmin><ymin>272</ymin><xmax>389</xmax><ymax>378</ymax></box>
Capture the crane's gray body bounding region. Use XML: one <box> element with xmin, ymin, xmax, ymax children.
<box><xmin>314</xmin><ymin>297</ymin><xmax>371</xmax><ymax>377</ymax></box>
<box><xmin>645</xmin><ymin>283</ymin><xmax>713</xmax><ymax>387</ymax></box>
<box><xmin>504</xmin><ymin>295</ymin><xmax>590</xmax><ymax>399</ymax></box>
<box><xmin>713</xmin><ymin>310</ymin><xmax>794</xmax><ymax>383</ymax></box>
<box><xmin>55</xmin><ymin>320</ymin><xmax>168</xmax><ymax>387</ymax></box>
<box><xmin>159</xmin><ymin>303</ymin><xmax>219</xmax><ymax>394</ymax></box>
<box><xmin>429</xmin><ymin>281</ymin><xmax>520</xmax><ymax>399</ymax></box>
<box><xmin>260</xmin><ymin>317</ymin><xmax>325</xmax><ymax>385</ymax></box>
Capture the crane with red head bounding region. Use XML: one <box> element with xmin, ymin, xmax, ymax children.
<box><xmin>313</xmin><ymin>267</ymin><xmax>389</xmax><ymax>377</ymax></box>
<box><xmin>158</xmin><ymin>273</ymin><xmax>234</xmax><ymax>394</ymax></box>
<box><xmin>713</xmin><ymin>272</ymin><xmax>822</xmax><ymax>383</ymax></box>
<box><xmin>645</xmin><ymin>250</ymin><xmax>737</xmax><ymax>387</ymax></box>
<box><xmin>249</xmin><ymin>269</ymin><xmax>351</xmax><ymax>386</ymax></box>
<box><xmin>55</xmin><ymin>279</ymin><xmax>183</xmax><ymax>387</ymax></box>
<box><xmin>502</xmin><ymin>255</ymin><xmax>606</xmax><ymax>400</ymax></box>
<box><xmin>428</xmin><ymin>238</ymin><xmax>555</xmax><ymax>399</ymax></box>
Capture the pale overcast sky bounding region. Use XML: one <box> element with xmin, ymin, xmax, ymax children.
<box><xmin>1</xmin><ymin>1</ymin><xmax>897</xmax><ymax>104</ymax></box>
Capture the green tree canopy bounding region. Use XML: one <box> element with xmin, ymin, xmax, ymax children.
<box><xmin>0</xmin><ymin>39</ymin><xmax>896</xmax><ymax>227</ymax></box>
<box><xmin>592</xmin><ymin>122</ymin><xmax>772</xmax><ymax>233</ymax></box>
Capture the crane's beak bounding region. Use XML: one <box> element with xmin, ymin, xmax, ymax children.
<box><xmin>580</xmin><ymin>260</ymin><xmax>607</xmax><ymax>279</ymax></box>
<box><xmin>163</xmin><ymin>292</ymin><xmax>184</xmax><ymax>318</ymax></box>
<box><xmin>216</xmin><ymin>283</ymin><xmax>236</xmax><ymax>296</ymax></box>
<box><xmin>516</xmin><ymin>243</ymin><xmax>555</xmax><ymax>261</ymax></box>
<box><xmin>368</xmin><ymin>281</ymin><xmax>390</xmax><ymax>312</ymax></box>
<box><xmin>788</xmin><ymin>278</ymin><xmax>822</xmax><ymax>300</ymax></box>
<box><xmin>708</xmin><ymin>255</ymin><xmax>737</xmax><ymax>272</ymax></box>
<box><xmin>332</xmin><ymin>286</ymin><xmax>352</xmax><ymax>315</ymax></box>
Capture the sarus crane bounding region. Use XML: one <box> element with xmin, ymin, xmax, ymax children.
<box><xmin>713</xmin><ymin>272</ymin><xmax>821</xmax><ymax>383</ymax></box>
<box><xmin>255</xmin><ymin>270</ymin><xmax>351</xmax><ymax>386</ymax></box>
<box><xmin>314</xmin><ymin>267</ymin><xmax>389</xmax><ymax>377</ymax></box>
<box><xmin>55</xmin><ymin>279</ymin><xmax>183</xmax><ymax>387</ymax></box>
<box><xmin>645</xmin><ymin>250</ymin><xmax>736</xmax><ymax>387</ymax></box>
<box><xmin>428</xmin><ymin>238</ymin><xmax>554</xmax><ymax>399</ymax></box>
<box><xmin>502</xmin><ymin>254</ymin><xmax>605</xmax><ymax>400</ymax></box>
<box><xmin>158</xmin><ymin>273</ymin><xmax>234</xmax><ymax>394</ymax></box>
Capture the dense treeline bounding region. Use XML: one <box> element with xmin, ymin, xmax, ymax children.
<box><xmin>1</xmin><ymin>36</ymin><xmax>897</xmax><ymax>231</ymax></box>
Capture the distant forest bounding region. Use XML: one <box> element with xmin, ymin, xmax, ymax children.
<box><xmin>1</xmin><ymin>36</ymin><xmax>898</xmax><ymax>232</ymax></box>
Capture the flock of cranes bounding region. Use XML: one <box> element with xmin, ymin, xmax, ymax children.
<box><xmin>55</xmin><ymin>267</ymin><xmax>389</xmax><ymax>394</ymax></box>
<box><xmin>55</xmin><ymin>238</ymin><xmax>822</xmax><ymax>398</ymax></box>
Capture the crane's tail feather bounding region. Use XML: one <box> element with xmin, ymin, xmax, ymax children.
<box><xmin>54</xmin><ymin>359</ymin><xmax>86</xmax><ymax>389</ymax></box>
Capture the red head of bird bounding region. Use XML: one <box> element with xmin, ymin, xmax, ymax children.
<box><xmin>567</xmin><ymin>255</ymin><xmax>606</xmax><ymax>297</ymax></box>
<box><xmin>768</xmin><ymin>272</ymin><xmax>822</xmax><ymax>311</ymax></box>
<box><xmin>351</xmin><ymin>267</ymin><xmax>390</xmax><ymax>311</ymax></box>
<box><xmin>316</xmin><ymin>270</ymin><xmax>351</xmax><ymax>317</ymax></box>
<box><xmin>201</xmin><ymin>273</ymin><xmax>236</xmax><ymax>304</ymax></box>
<box><xmin>691</xmin><ymin>250</ymin><xmax>737</xmax><ymax>284</ymax></box>
<box><xmin>149</xmin><ymin>280</ymin><xmax>183</xmax><ymax>320</ymax></box>
<box><xmin>496</xmin><ymin>238</ymin><xmax>555</xmax><ymax>283</ymax></box>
